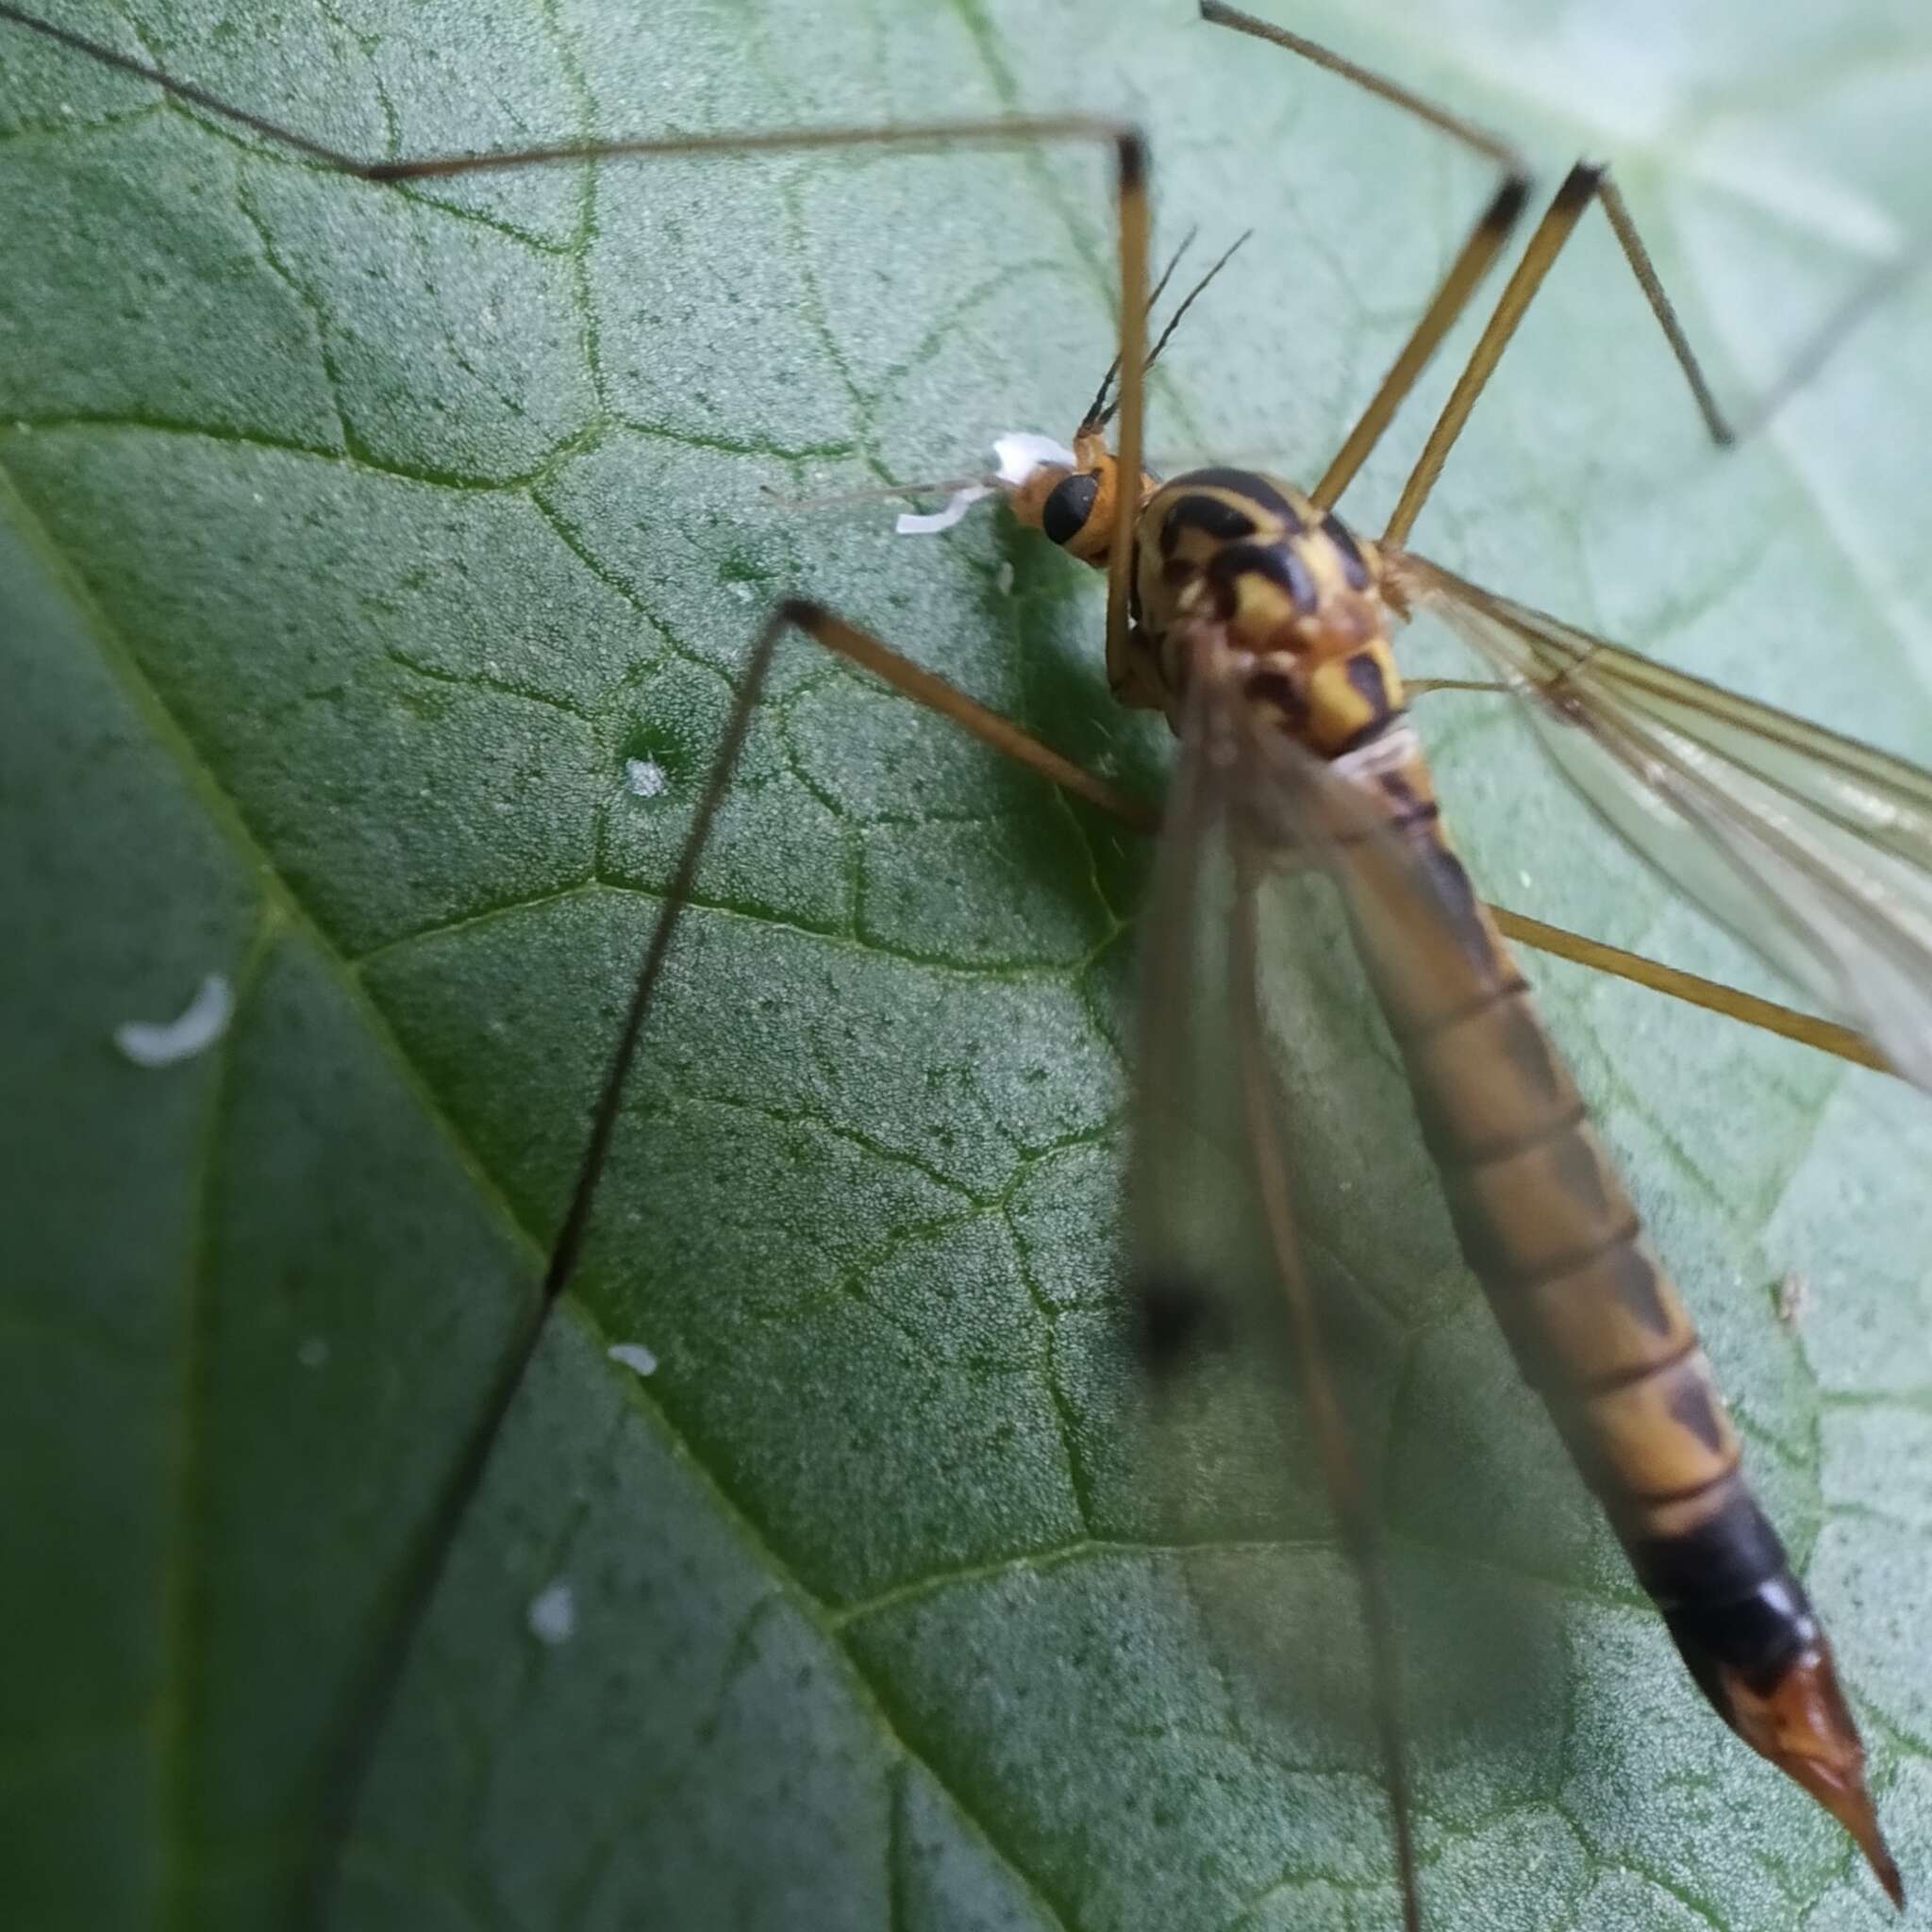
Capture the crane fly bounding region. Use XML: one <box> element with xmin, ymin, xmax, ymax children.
<box><xmin>5</xmin><ymin>1</ymin><xmax>1928</xmax><ymax>1924</ymax></box>
<box><xmin>789</xmin><ymin>8</ymin><xmax>1927</xmax><ymax>1912</ymax></box>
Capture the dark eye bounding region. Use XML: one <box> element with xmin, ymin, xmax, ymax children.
<box><xmin>1041</xmin><ymin>471</ymin><xmax>1101</xmax><ymax>546</ymax></box>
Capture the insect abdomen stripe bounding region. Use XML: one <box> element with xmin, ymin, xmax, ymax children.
<box><xmin>1329</xmin><ymin>749</ymin><xmax>1812</xmax><ymax>1692</ymax></box>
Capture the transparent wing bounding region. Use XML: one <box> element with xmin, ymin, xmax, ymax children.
<box><xmin>1125</xmin><ymin>677</ymin><xmax>1576</xmax><ymax>1874</ymax></box>
<box><xmin>1391</xmin><ymin>551</ymin><xmax>1932</xmax><ymax>1091</ymax></box>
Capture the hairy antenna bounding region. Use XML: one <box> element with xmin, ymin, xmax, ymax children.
<box><xmin>1079</xmin><ymin>226</ymin><xmax>1201</xmax><ymax>431</ymax></box>
<box><xmin>1099</xmin><ymin>228</ymin><xmax>1253</xmax><ymax>425</ymax></box>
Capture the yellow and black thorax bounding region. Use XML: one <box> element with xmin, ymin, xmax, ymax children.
<box><xmin>1126</xmin><ymin>468</ymin><xmax>1403</xmax><ymax>758</ymax></box>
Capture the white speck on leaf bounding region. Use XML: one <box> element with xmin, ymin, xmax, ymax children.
<box><xmin>297</xmin><ymin>1338</ymin><xmax>330</xmax><ymax>1370</ymax></box>
<box><xmin>527</xmin><ymin>1580</ymin><xmax>576</xmax><ymax>1645</ymax></box>
<box><xmin>114</xmin><ymin>973</ymin><xmax>234</xmax><ymax>1068</ymax></box>
<box><xmin>726</xmin><ymin>580</ymin><xmax>753</xmax><ymax>603</ymax></box>
<box><xmin>995</xmin><ymin>562</ymin><xmax>1014</xmax><ymax>594</ymax></box>
<box><xmin>1777</xmin><ymin>1271</ymin><xmax>1810</xmax><ymax>1328</ymax></box>
<box><xmin>625</xmin><ymin>758</ymin><xmax>668</xmax><ymax>799</ymax></box>
<box><xmin>608</xmin><ymin>1341</ymin><xmax>658</xmax><ymax>1377</ymax></box>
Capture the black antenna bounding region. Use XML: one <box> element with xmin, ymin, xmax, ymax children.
<box><xmin>1100</xmin><ymin>228</ymin><xmax>1253</xmax><ymax>426</ymax></box>
<box><xmin>1079</xmin><ymin>226</ymin><xmax>1200</xmax><ymax>430</ymax></box>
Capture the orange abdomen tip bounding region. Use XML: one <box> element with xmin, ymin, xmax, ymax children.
<box><xmin>1707</xmin><ymin>1642</ymin><xmax>1903</xmax><ymax>1908</ymax></box>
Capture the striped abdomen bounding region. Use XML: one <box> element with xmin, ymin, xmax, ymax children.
<box><xmin>1328</xmin><ymin>737</ymin><xmax>1893</xmax><ymax>1891</ymax></box>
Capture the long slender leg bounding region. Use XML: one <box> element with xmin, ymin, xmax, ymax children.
<box><xmin>0</xmin><ymin>7</ymin><xmax>1129</xmax><ymax>181</ymax></box>
<box><xmin>1202</xmin><ymin>0</ymin><xmax>1924</xmax><ymax>511</ymax></box>
<box><xmin>17</xmin><ymin>8</ymin><xmax>1896</xmax><ymax>1924</ymax></box>
<box><xmin>0</xmin><ymin>2</ymin><xmax>1150</xmax><ymax>1898</ymax></box>
<box><xmin>798</xmin><ymin>599</ymin><xmax>1158</xmax><ymax>829</ymax></box>
<box><xmin>0</xmin><ymin>3</ymin><xmax>1151</xmax><ymax>768</ymax></box>
<box><xmin>305</xmin><ymin>600</ymin><xmax>787</xmax><ymax>1922</ymax></box>
<box><xmin>1486</xmin><ymin>906</ymin><xmax>1889</xmax><ymax>1071</ymax></box>
<box><xmin>322</xmin><ymin>596</ymin><xmax>1894</xmax><ymax>1898</ymax></box>
<box><xmin>8</xmin><ymin>0</ymin><xmax>1874</xmax><ymax>1073</ymax></box>
<box><xmin>766</xmin><ymin>612</ymin><xmax>1891</xmax><ymax>1074</ymax></box>
<box><xmin>1202</xmin><ymin>0</ymin><xmax>1535</xmax><ymax>508</ymax></box>
<box><xmin>756</xmin><ymin>608</ymin><xmax>1895</xmax><ymax>1074</ymax></box>
<box><xmin>1595</xmin><ymin>171</ymin><xmax>1932</xmax><ymax>447</ymax></box>
<box><xmin>1379</xmin><ymin>164</ymin><xmax>1924</xmax><ymax>542</ymax></box>
<box><xmin>1380</xmin><ymin>161</ymin><xmax>1603</xmax><ymax>547</ymax></box>
<box><xmin>300</xmin><ymin>603</ymin><xmax>1139</xmax><ymax>1916</ymax></box>
<box><xmin>1199</xmin><ymin>1</ymin><xmax>1531</xmax><ymax>509</ymax></box>
<box><xmin>1313</xmin><ymin>173</ymin><xmax>1529</xmax><ymax>511</ymax></box>
<box><xmin>1107</xmin><ymin>144</ymin><xmax>1154</xmax><ymax>684</ymax></box>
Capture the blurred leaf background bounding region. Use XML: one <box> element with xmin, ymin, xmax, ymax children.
<box><xmin>4</xmin><ymin>1</ymin><xmax>1932</xmax><ymax>1926</ymax></box>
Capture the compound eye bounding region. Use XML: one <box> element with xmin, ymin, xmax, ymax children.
<box><xmin>1041</xmin><ymin>470</ymin><xmax>1102</xmax><ymax>547</ymax></box>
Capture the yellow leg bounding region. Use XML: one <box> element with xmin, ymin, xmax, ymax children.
<box><xmin>782</xmin><ymin>607</ymin><xmax>1890</xmax><ymax>1078</ymax></box>
<box><xmin>1381</xmin><ymin>162</ymin><xmax>1604</xmax><ymax>546</ymax></box>
<box><xmin>1201</xmin><ymin>0</ymin><xmax>1926</xmax><ymax>525</ymax></box>
<box><xmin>0</xmin><ymin>1</ymin><xmax>1155</xmax><ymax>819</ymax></box>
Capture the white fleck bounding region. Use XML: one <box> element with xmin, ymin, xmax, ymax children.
<box><xmin>297</xmin><ymin>1337</ymin><xmax>330</xmax><ymax>1370</ymax></box>
<box><xmin>896</xmin><ymin>482</ymin><xmax>991</xmax><ymax>536</ymax></box>
<box><xmin>1519</xmin><ymin>871</ymin><xmax>1533</xmax><ymax>890</ymax></box>
<box><xmin>114</xmin><ymin>973</ymin><xmax>234</xmax><ymax>1068</ymax></box>
<box><xmin>991</xmin><ymin>430</ymin><xmax>1077</xmax><ymax>486</ymax></box>
<box><xmin>726</xmin><ymin>580</ymin><xmax>753</xmax><ymax>603</ymax></box>
<box><xmin>625</xmin><ymin>757</ymin><xmax>668</xmax><ymax>799</ymax></box>
<box><xmin>994</xmin><ymin>562</ymin><xmax>1014</xmax><ymax>595</ymax></box>
<box><xmin>527</xmin><ymin>1579</ymin><xmax>576</xmax><ymax>1645</ymax></box>
<box><xmin>1776</xmin><ymin>1271</ymin><xmax>1810</xmax><ymax>1329</ymax></box>
<box><xmin>608</xmin><ymin>1341</ymin><xmax>658</xmax><ymax>1377</ymax></box>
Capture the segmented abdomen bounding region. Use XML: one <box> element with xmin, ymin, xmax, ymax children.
<box><xmin>1327</xmin><ymin>740</ymin><xmax>1827</xmax><ymax>1723</ymax></box>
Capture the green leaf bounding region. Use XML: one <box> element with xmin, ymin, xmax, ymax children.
<box><xmin>5</xmin><ymin>2</ymin><xmax>1932</xmax><ymax>1927</ymax></box>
